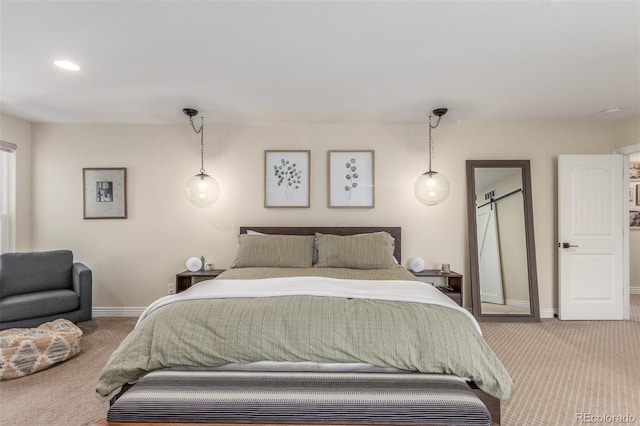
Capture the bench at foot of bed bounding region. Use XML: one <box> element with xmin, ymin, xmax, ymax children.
<box><xmin>107</xmin><ymin>370</ymin><xmax>499</xmax><ymax>426</ymax></box>
<box><xmin>106</xmin><ymin>423</ymin><xmax>500</xmax><ymax>426</ymax></box>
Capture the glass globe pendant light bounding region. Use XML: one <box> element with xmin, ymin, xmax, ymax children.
<box><xmin>183</xmin><ymin>108</ymin><xmax>220</xmax><ymax>207</ymax></box>
<box><xmin>414</xmin><ymin>108</ymin><xmax>450</xmax><ymax>206</ymax></box>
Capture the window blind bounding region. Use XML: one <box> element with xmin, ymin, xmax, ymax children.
<box><xmin>0</xmin><ymin>142</ymin><xmax>15</xmax><ymax>252</ymax></box>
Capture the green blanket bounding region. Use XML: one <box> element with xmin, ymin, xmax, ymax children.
<box><xmin>97</xmin><ymin>294</ymin><xmax>512</xmax><ymax>399</ymax></box>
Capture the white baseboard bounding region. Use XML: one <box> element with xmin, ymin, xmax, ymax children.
<box><xmin>540</xmin><ymin>308</ymin><xmax>557</xmax><ymax>319</ymax></box>
<box><xmin>516</xmin><ymin>288</ymin><xmax>640</xmax><ymax>319</ymax></box>
<box><xmin>540</xmin><ymin>289</ymin><xmax>639</xmax><ymax>319</ymax></box>
<box><xmin>93</xmin><ymin>307</ymin><xmax>144</xmax><ymax>317</ymax></box>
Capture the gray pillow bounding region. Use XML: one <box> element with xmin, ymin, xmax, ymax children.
<box><xmin>314</xmin><ymin>232</ymin><xmax>396</xmax><ymax>269</ymax></box>
<box><xmin>230</xmin><ymin>234</ymin><xmax>315</xmax><ymax>268</ymax></box>
<box><xmin>245</xmin><ymin>230</ymin><xmax>319</xmax><ymax>264</ymax></box>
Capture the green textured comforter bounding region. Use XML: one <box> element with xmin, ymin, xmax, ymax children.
<box><xmin>96</xmin><ymin>271</ymin><xmax>512</xmax><ymax>399</ymax></box>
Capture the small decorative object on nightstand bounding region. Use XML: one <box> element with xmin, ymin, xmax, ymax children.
<box><xmin>185</xmin><ymin>256</ymin><xmax>203</xmax><ymax>272</ymax></box>
<box><xmin>408</xmin><ymin>257</ymin><xmax>425</xmax><ymax>273</ymax></box>
<box><xmin>410</xmin><ymin>269</ymin><xmax>463</xmax><ymax>307</ymax></box>
<box><xmin>175</xmin><ymin>269</ymin><xmax>225</xmax><ymax>293</ymax></box>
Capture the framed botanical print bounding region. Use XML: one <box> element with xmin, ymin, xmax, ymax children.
<box><xmin>328</xmin><ymin>150</ymin><xmax>374</xmax><ymax>208</ymax></box>
<box><xmin>264</xmin><ymin>150</ymin><xmax>310</xmax><ymax>208</ymax></box>
<box><xmin>83</xmin><ymin>168</ymin><xmax>127</xmax><ymax>219</ymax></box>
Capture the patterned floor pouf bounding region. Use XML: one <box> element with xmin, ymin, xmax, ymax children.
<box><xmin>0</xmin><ymin>319</ymin><xmax>83</xmax><ymax>380</ymax></box>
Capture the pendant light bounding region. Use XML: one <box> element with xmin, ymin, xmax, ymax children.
<box><xmin>414</xmin><ymin>108</ymin><xmax>450</xmax><ymax>206</ymax></box>
<box><xmin>183</xmin><ymin>108</ymin><xmax>220</xmax><ymax>207</ymax></box>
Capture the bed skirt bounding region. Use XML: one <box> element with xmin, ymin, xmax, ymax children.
<box><xmin>107</xmin><ymin>370</ymin><xmax>494</xmax><ymax>425</ymax></box>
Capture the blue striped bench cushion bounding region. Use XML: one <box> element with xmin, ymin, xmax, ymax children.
<box><xmin>108</xmin><ymin>370</ymin><xmax>491</xmax><ymax>425</ymax></box>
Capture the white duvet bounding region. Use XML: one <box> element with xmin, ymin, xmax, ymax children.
<box><xmin>138</xmin><ymin>276</ymin><xmax>481</xmax><ymax>334</ymax></box>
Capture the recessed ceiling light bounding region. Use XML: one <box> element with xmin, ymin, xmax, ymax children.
<box><xmin>54</xmin><ymin>60</ymin><xmax>80</xmax><ymax>71</ymax></box>
<box><xmin>603</xmin><ymin>107</ymin><xmax>621</xmax><ymax>115</ymax></box>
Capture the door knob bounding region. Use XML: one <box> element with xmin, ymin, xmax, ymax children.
<box><xmin>561</xmin><ymin>242</ymin><xmax>579</xmax><ymax>249</ymax></box>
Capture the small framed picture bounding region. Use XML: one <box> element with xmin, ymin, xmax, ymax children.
<box><xmin>83</xmin><ymin>168</ymin><xmax>127</xmax><ymax>219</ymax></box>
<box><xmin>631</xmin><ymin>210</ymin><xmax>640</xmax><ymax>229</ymax></box>
<box><xmin>630</xmin><ymin>161</ymin><xmax>640</xmax><ymax>180</ymax></box>
<box><xmin>264</xmin><ymin>150</ymin><xmax>310</xmax><ymax>208</ymax></box>
<box><xmin>636</xmin><ymin>184</ymin><xmax>640</xmax><ymax>206</ymax></box>
<box><xmin>328</xmin><ymin>150</ymin><xmax>374</xmax><ymax>208</ymax></box>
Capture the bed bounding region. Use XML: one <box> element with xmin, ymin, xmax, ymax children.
<box><xmin>98</xmin><ymin>226</ymin><xmax>511</xmax><ymax>425</ymax></box>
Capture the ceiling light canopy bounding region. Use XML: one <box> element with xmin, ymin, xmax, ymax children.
<box><xmin>183</xmin><ymin>108</ymin><xmax>220</xmax><ymax>207</ymax></box>
<box><xmin>54</xmin><ymin>60</ymin><xmax>80</xmax><ymax>71</ymax></box>
<box><xmin>414</xmin><ymin>108</ymin><xmax>450</xmax><ymax>206</ymax></box>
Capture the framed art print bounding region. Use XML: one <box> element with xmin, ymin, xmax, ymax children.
<box><xmin>629</xmin><ymin>161</ymin><xmax>640</xmax><ymax>231</ymax></box>
<box><xmin>264</xmin><ymin>150</ymin><xmax>310</xmax><ymax>208</ymax></box>
<box><xmin>83</xmin><ymin>168</ymin><xmax>127</xmax><ymax>219</ymax></box>
<box><xmin>630</xmin><ymin>161</ymin><xmax>640</xmax><ymax>180</ymax></box>
<box><xmin>631</xmin><ymin>179</ymin><xmax>640</xmax><ymax>229</ymax></box>
<box><xmin>328</xmin><ymin>150</ymin><xmax>374</xmax><ymax>208</ymax></box>
<box><xmin>633</xmin><ymin>180</ymin><xmax>640</xmax><ymax>230</ymax></box>
<box><xmin>631</xmin><ymin>210</ymin><xmax>640</xmax><ymax>229</ymax></box>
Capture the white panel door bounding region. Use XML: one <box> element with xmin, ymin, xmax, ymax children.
<box><xmin>558</xmin><ymin>155</ymin><xmax>623</xmax><ymax>320</ymax></box>
<box><xmin>476</xmin><ymin>204</ymin><xmax>505</xmax><ymax>304</ymax></box>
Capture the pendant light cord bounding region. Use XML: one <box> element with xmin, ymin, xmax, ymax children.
<box><xmin>428</xmin><ymin>114</ymin><xmax>443</xmax><ymax>173</ymax></box>
<box><xmin>189</xmin><ymin>116</ymin><xmax>205</xmax><ymax>174</ymax></box>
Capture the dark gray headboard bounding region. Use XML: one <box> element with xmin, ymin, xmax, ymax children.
<box><xmin>239</xmin><ymin>226</ymin><xmax>402</xmax><ymax>263</ymax></box>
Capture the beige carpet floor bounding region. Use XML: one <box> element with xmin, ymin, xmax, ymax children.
<box><xmin>481</xmin><ymin>295</ymin><xmax>640</xmax><ymax>425</ymax></box>
<box><xmin>0</xmin><ymin>317</ymin><xmax>137</xmax><ymax>426</ymax></box>
<box><xmin>1</xmin><ymin>296</ymin><xmax>638</xmax><ymax>426</ymax></box>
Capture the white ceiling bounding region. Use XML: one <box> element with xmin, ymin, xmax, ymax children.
<box><xmin>1</xmin><ymin>1</ymin><xmax>638</xmax><ymax>124</ymax></box>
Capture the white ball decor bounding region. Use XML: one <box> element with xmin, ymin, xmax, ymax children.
<box><xmin>408</xmin><ymin>257</ymin><xmax>426</xmax><ymax>273</ymax></box>
<box><xmin>186</xmin><ymin>257</ymin><xmax>203</xmax><ymax>272</ymax></box>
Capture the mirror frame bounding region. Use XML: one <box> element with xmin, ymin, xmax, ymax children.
<box><xmin>466</xmin><ymin>159</ymin><xmax>540</xmax><ymax>322</ymax></box>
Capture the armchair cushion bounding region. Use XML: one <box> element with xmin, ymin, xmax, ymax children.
<box><xmin>0</xmin><ymin>290</ymin><xmax>80</xmax><ymax>322</ymax></box>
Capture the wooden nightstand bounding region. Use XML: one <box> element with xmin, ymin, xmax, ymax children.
<box><xmin>175</xmin><ymin>269</ymin><xmax>225</xmax><ymax>293</ymax></box>
<box><xmin>410</xmin><ymin>269</ymin><xmax>463</xmax><ymax>307</ymax></box>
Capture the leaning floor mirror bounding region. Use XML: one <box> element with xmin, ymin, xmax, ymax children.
<box><xmin>466</xmin><ymin>160</ymin><xmax>540</xmax><ymax>322</ymax></box>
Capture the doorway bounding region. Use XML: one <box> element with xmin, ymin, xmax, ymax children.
<box><xmin>614</xmin><ymin>143</ymin><xmax>640</xmax><ymax>320</ymax></box>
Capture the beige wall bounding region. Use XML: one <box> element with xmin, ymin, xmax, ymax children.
<box><xmin>613</xmin><ymin>115</ymin><xmax>639</xmax><ymax>149</ymax></box>
<box><xmin>0</xmin><ymin>113</ymin><xmax>32</xmax><ymax>250</ymax></box>
<box><xmin>29</xmin><ymin>121</ymin><xmax>619</xmax><ymax>315</ymax></box>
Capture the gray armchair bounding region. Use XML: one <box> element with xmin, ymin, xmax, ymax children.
<box><xmin>0</xmin><ymin>250</ymin><xmax>92</xmax><ymax>330</ymax></box>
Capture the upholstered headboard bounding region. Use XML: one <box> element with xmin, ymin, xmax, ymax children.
<box><xmin>239</xmin><ymin>226</ymin><xmax>402</xmax><ymax>263</ymax></box>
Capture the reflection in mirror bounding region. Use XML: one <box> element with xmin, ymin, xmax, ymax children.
<box><xmin>475</xmin><ymin>168</ymin><xmax>530</xmax><ymax>314</ymax></box>
<box><xmin>466</xmin><ymin>160</ymin><xmax>540</xmax><ymax>322</ymax></box>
